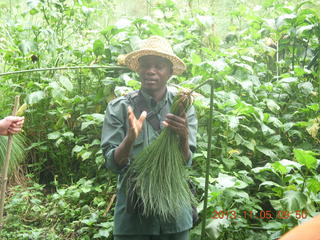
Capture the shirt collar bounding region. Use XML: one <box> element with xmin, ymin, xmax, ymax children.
<box><xmin>140</xmin><ymin>88</ymin><xmax>168</xmax><ymax>111</ymax></box>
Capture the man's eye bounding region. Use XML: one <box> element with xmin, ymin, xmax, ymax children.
<box><xmin>156</xmin><ymin>64</ymin><xmax>164</xmax><ymax>69</ymax></box>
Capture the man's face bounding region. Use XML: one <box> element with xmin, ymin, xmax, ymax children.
<box><xmin>138</xmin><ymin>55</ymin><xmax>173</xmax><ymax>94</ymax></box>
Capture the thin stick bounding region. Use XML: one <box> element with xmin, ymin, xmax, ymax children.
<box><xmin>0</xmin><ymin>65</ymin><xmax>127</xmax><ymax>77</ymax></box>
<box><xmin>0</xmin><ymin>96</ymin><xmax>20</xmax><ymax>228</ymax></box>
<box><xmin>190</xmin><ymin>78</ymin><xmax>213</xmax><ymax>94</ymax></box>
<box><xmin>201</xmin><ymin>79</ymin><xmax>214</xmax><ymax>240</ymax></box>
<box><xmin>103</xmin><ymin>194</ymin><xmax>116</xmax><ymax>217</ymax></box>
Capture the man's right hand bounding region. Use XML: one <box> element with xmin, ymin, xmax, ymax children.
<box><xmin>127</xmin><ymin>106</ymin><xmax>147</xmax><ymax>142</ymax></box>
<box><xmin>114</xmin><ymin>106</ymin><xmax>147</xmax><ymax>168</ymax></box>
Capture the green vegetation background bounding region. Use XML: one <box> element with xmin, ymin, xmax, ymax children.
<box><xmin>0</xmin><ymin>0</ymin><xmax>319</xmax><ymax>239</ymax></box>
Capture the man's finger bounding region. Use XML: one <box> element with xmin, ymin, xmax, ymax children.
<box><xmin>139</xmin><ymin>111</ymin><xmax>147</xmax><ymax>123</ymax></box>
<box><xmin>166</xmin><ymin>114</ymin><xmax>186</xmax><ymax>125</ymax></box>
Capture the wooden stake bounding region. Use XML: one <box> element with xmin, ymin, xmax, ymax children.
<box><xmin>0</xmin><ymin>96</ymin><xmax>20</xmax><ymax>228</ymax></box>
<box><xmin>103</xmin><ymin>194</ymin><xmax>116</xmax><ymax>217</ymax></box>
<box><xmin>201</xmin><ymin>79</ymin><xmax>214</xmax><ymax>240</ymax></box>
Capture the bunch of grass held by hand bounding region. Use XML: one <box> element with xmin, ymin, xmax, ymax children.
<box><xmin>126</xmin><ymin>91</ymin><xmax>196</xmax><ymax>221</ymax></box>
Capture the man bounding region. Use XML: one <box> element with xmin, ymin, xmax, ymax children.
<box><xmin>0</xmin><ymin>116</ymin><xmax>24</xmax><ymax>136</ymax></box>
<box><xmin>101</xmin><ymin>36</ymin><xmax>197</xmax><ymax>240</ymax></box>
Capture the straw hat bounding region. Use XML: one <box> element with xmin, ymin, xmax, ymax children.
<box><xmin>122</xmin><ymin>36</ymin><xmax>186</xmax><ymax>75</ymax></box>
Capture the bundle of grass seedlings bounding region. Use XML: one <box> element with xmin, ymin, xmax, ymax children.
<box><xmin>126</xmin><ymin>91</ymin><xmax>195</xmax><ymax>221</ymax></box>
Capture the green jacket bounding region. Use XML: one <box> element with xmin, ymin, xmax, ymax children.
<box><xmin>101</xmin><ymin>88</ymin><xmax>197</xmax><ymax>235</ymax></box>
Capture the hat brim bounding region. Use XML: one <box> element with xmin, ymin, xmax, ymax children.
<box><xmin>124</xmin><ymin>49</ymin><xmax>186</xmax><ymax>75</ymax></box>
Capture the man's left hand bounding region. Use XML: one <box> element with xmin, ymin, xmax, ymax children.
<box><xmin>163</xmin><ymin>112</ymin><xmax>188</xmax><ymax>143</ymax></box>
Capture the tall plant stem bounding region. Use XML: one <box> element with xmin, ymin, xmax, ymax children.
<box><xmin>276</xmin><ymin>38</ymin><xmax>279</xmax><ymax>80</ymax></box>
<box><xmin>0</xmin><ymin>65</ymin><xmax>127</xmax><ymax>77</ymax></box>
<box><xmin>292</xmin><ymin>35</ymin><xmax>296</xmax><ymax>71</ymax></box>
<box><xmin>201</xmin><ymin>79</ymin><xmax>214</xmax><ymax>240</ymax></box>
<box><xmin>318</xmin><ymin>60</ymin><xmax>320</xmax><ymax>105</ymax></box>
<box><xmin>0</xmin><ymin>96</ymin><xmax>20</xmax><ymax>228</ymax></box>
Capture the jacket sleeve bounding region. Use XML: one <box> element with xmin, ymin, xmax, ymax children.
<box><xmin>100</xmin><ymin>97</ymin><xmax>129</xmax><ymax>174</ymax></box>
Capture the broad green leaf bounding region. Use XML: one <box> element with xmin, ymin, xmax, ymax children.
<box><xmin>27</xmin><ymin>91</ymin><xmax>45</xmax><ymax>104</ymax></box>
<box><xmin>296</xmin><ymin>24</ymin><xmax>314</xmax><ymax>35</ymax></box>
<box><xmin>62</xmin><ymin>132</ymin><xmax>74</xmax><ymax>138</ymax></box>
<box><xmin>238</xmin><ymin>80</ymin><xmax>253</xmax><ymax>90</ymax></box>
<box><xmin>266</xmin><ymin>99</ymin><xmax>280</xmax><ymax>113</ymax></box>
<box><xmin>206</xmin><ymin>218</ymin><xmax>230</xmax><ymax>239</ymax></box>
<box><xmin>276</xmin><ymin>14</ymin><xmax>296</xmax><ymax>28</ymax></box>
<box><xmin>97</xmin><ymin>222</ymin><xmax>113</xmax><ymax>228</ymax></box>
<box><xmin>81</xmin><ymin>213</ymin><xmax>98</xmax><ymax>226</ymax></box>
<box><xmin>115</xmin><ymin>18</ymin><xmax>131</xmax><ymax>28</ymax></box>
<box><xmin>209</xmin><ymin>58</ymin><xmax>228</xmax><ymax>72</ymax></box>
<box><xmin>234</xmin><ymin>179</ymin><xmax>248</xmax><ymax>189</ymax></box>
<box><xmin>72</xmin><ymin>145</ymin><xmax>83</xmax><ymax>154</ymax></box>
<box><xmin>222</xmin><ymin>158</ymin><xmax>236</xmax><ymax>170</ymax></box>
<box><xmin>279</xmin><ymin>77</ymin><xmax>298</xmax><ymax>83</ymax></box>
<box><xmin>49</xmin><ymin>82</ymin><xmax>65</xmax><ymax>98</ymax></box>
<box><xmin>228</xmin><ymin>116</ymin><xmax>239</xmax><ymax>129</ymax></box>
<box><xmin>239</xmin><ymin>124</ymin><xmax>258</xmax><ymax>134</ymax></box>
<box><xmin>196</xmin><ymin>15</ymin><xmax>214</xmax><ymax>27</ymax></box>
<box><xmin>266</xmin><ymin>135</ymin><xmax>281</xmax><ymax>145</ymax></box>
<box><xmin>283</xmin><ymin>122</ymin><xmax>294</xmax><ymax>132</ymax></box>
<box><xmin>269</xmin><ymin>117</ymin><xmax>283</xmax><ymax>128</ymax></box>
<box><xmin>256</xmin><ymin>146</ymin><xmax>277</xmax><ymax>159</ymax></box>
<box><xmin>306</xmin><ymin>120</ymin><xmax>319</xmax><ymax>139</ymax></box>
<box><xmin>27</xmin><ymin>0</ymin><xmax>40</xmax><ymax>9</ymax></box>
<box><xmin>278</xmin><ymin>159</ymin><xmax>302</xmax><ymax>170</ymax></box>
<box><xmin>93</xmin><ymin>39</ymin><xmax>104</xmax><ymax>56</ymax></box>
<box><xmin>18</xmin><ymin>40</ymin><xmax>35</xmax><ymax>55</ymax></box>
<box><xmin>215</xmin><ymin>173</ymin><xmax>236</xmax><ymax>189</ymax></box>
<box><xmin>306</xmin><ymin>177</ymin><xmax>320</xmax><ymax>194</ymax></box>
<box><xmin>48</xmin><ymin>131</ymin><xmax>61</xmax><ymax>140</ymax></box>
<box><xmin>261</xmin><ymin>123</ymin><xmax>275</xmax><ymax>135</ymax></box>
<box><xmin>93</xmin><ymin>229</ymin><xmax>110</xmax><ymax>238</ymax></box>
<box><xmin>81</xmin><ymin>120</ymin><xmax>95</xmax><ymax>130</ymax></box>
<box><xmin>272</xmin><ymin>161</ymin><xmax>287</xmax><ymax>174</ymax></box>
<box><xmin>241</xmin><ymin>56</ymin><xmax>256</xmax><ymax>63</ymax></box>
<box><xmin>259</xmin><ymin>181</ymin><xmax>281</xmax><ymax>189</ymax></box>
<box><xmin>234</xmin><ymin>62</ymin><xmax>253</xmax><ymax>74</ymax></box>
<box><xmin>173</xmin><ymin>40</ymin><xmax>191</xmax><ymax>55</ymax></box>
<box><xmin>263</xmin><ymin>222</ymin><xmax>283</xmax><ymax>230</ymax></box>
<box><xmin>280</xmin><ymin>190</ymin><xmax>307</xmax><ymax>211</ymax></box>
<box><xmin>95</xmin><ymin>155</ymin><xmax>105</xmax><ymax>167</ymax></box>
<box><xmin>298</xmin><ymin>82</ymin><xmax>313</xmax><ymax>95</ymax></box>
<box><xmin>114</xmin><ymin>86</ymin><xmax>133</xmax><ymax>97</ymax></box>
<box><xmin>81</xmin><ymin>6</ymin><xmax>94</xmax><ymax>15</ymax></box>
<box><xmin>264</xmin><ymin>18</ymin><xmax>276</xmax><ymax>29</ymax></box>
<box><xmin>81</xmin><ymin>151</ymin><xmax>92</xmax><ymax>161</ymax></box>
<box><xmin>270</xmin><ymin>199</ymin><xmax>282</xmax><ymax>211</ymax></box>
<box><xmin>236</xmin><ymin>156</ymin><xmax>252</xmax><ymax>168</ymax></box>
<box><xmin>59</xmin><ymin>76</ymin><xmax>73</xmax><ymax>91</ymax></box>
<box><xmin>191</xmin><ymin>53</ymin><xmax>201</xmax><ymax>65</ymax></box>
<box><xmin>293</xmin><ymin>149</ymin><xmax>317</xmax><ymax>170</ymax></box>
<box><xmin>307</xmin><ymin>104</ymin><xmax>319</xmax><ymax>112</ymax></box>
<box><xmin>89</xmin><ymin>113</ymin><xmax>105</xmax><ymax>122</ymax></box>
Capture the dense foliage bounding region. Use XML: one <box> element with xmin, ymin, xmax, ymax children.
<box><xmin>0</xmin><ymin>0</ymin><xmax>319</xmax><ymax>239</ymax></box>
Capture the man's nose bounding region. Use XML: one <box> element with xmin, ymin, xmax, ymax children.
<box><xmin>146</xmin><ymin>66</ymin><xmax>156</xmax><ymax>75</ymax></box>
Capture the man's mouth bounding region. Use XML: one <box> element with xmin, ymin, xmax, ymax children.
<box><xmin>144</xmin><ymin>79</ymin><xmax>158</xmax><ymax>83</ymax></box>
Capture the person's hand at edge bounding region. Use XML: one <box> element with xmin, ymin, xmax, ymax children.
<box><xmin>0</xmin><ymin>116</ymin><xmax>25</xmax><ymax>136</ymax></box>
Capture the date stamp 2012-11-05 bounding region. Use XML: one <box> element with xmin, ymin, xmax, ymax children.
<box><xmin>212</xmin><ymin>210</ymin><xmax>308</xmax><ymax>220</ymax></box>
